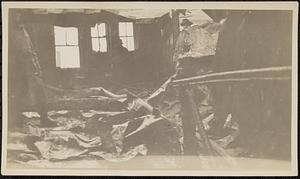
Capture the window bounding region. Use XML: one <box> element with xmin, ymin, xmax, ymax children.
<box><xmin>91</xmin><ymin>23</ymin><xmax>107</xmax><ymax>52</ymax></box>
<box><xmin>118</xmin><ymin>22</ymin><xmax>134</xmax><ymax>51</ymax></box>
<box><xmin>54</xmin><ymin>26</ymin><xmax>80</xmax><ymax>68</ymax></box>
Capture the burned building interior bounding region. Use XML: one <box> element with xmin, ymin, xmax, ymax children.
<box><xmin>7</xmin><ymin>8</ymin><xmax>293</xmax><ymax>168</ymax></box>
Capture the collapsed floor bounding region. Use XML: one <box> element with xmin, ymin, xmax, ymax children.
<box><xmin>6</xmin><ymin>70</ymin><xmax>292</xmax><ymax>169</ymax></box>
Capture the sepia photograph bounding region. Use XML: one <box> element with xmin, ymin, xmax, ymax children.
<box><xmin>1</xmin><ymin>1</ymin><xmax>298</xmax><ymax>176</ymax></box>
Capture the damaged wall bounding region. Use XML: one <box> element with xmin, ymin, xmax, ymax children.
<box><xmin>8</xmin><ymin>9</ymin><xmax>178</xmax><ymax>90</ymax></box>
<box><xmin>211</xmin><ymin>10</ymin><xmax>293</xmax><ymax>159</ymax></box>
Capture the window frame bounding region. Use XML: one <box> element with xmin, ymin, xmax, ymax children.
<box><xmin>118</xmin><ymin>22</ymin><xmax>135</xmax><ymax>51</ymax></box>
<box><xmin>91</xmin><ymin>23</ymin><xmax>108</xmax><ymax>53</ymax></box>
<box><xmin>54</xmin><ymin>26</ymin><xmax>81</xmax><ymax>69</ymax></box>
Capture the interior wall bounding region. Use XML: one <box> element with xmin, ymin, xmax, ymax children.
<box><xmin>9</xmin><ymin>9</ymin><xmax>178</xmax><ymax>90</ymax></box>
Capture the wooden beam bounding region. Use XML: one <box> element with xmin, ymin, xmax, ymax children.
<box><xmin>172</xmin><ymin>66</ymin><xmax>292</xmax><ymax>86</ymax></box>
<box><xmin>179</xmin><ymin>77</ymin><xmax>291</xmax><ymax>86</ymax></box>
<box><xmin>178</xmin><ymin>86</ymin><xmax>198</xmax><ymax>155</ymax></box>
<box><xmin>186</xmin><ymin>88</ymin><xmax>214</xmax><ymax>156</ymax></box>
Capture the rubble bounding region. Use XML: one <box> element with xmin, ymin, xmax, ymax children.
<box><xmin>7</xmin><ymin>61</ymin><xmax>292</xmax><ymax>168</ymax></box>
<box><xmin>7</xmin><ymin>85</ymin><xmax>182</xmax><ymax>164</ymax></box>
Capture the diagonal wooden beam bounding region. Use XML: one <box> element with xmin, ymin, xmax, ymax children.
<box><xmin>172</xmin><ymin>66</ymin><xmax>292</xmax><ymax>86</ymax></box>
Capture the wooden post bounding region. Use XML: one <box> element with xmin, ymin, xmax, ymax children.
<box><xmin>186</xmin><ymin>87</ymin><xmax>214</xmax><ymax>156</ymax></box>
<box><xmin>178</xmin><ymin>86</ymin><xmax>198</xmax><ymax>155</ymax></box>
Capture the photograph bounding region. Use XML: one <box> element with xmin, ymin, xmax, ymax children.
<box><xmin>1</xmin><ymin>1</ymin><xmax>298</xmax><ymax>176</ymax></box>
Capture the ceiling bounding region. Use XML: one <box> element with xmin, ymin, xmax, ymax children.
<box><xmin>31</xmin><ymin>9</ymin><xmax>170</xmax><ymax>19</ymax></box>
<box><xmin>31</xmin><ymin>9</ymin><xmax>213</xmax><ymax>24</ymax></box>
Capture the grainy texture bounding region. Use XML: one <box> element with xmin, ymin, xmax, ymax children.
<box><xmin>2</xmin><ymin>3</ymin><xmax>297</xmax><ymax>176</ymax></box>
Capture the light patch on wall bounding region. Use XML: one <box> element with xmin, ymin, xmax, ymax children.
<box><xmin>179</xmin><ymin>9</ymin><xmax>213</xmax><ymax>31</ymax></box>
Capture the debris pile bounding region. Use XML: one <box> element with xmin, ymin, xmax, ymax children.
<box><xmin>7</xmin><ymin>78</ymin><xmax>242</xmax><ymax>168</ymax></box>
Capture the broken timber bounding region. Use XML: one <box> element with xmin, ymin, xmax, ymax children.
<box><xmin>175</xmin><ymin>66</ymin><xmax>291</xmax><ymax>160</ymax></box>
<box><xmin>178</xmin><ymin>86</ymin><xmax>198</xmax><ymax>155</ymax></box>
<box><xmin>186</xmin><ymin>88</ymin><xmax>214</xmax><ymax>156</ymax></box>
<box><xmin>172</xmin><ymin>66</ymin><xmax>292</xmax><ymax>86</ymax></box>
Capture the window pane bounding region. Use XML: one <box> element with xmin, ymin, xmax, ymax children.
<box><xmin>99</xmin><ymin>38</ymin><xmax>107</xmax><ymax>52</ymax></box>
<box><xmin>127</xmin><ymin>37</ymin><xmax>134</xmax><ymax>51</ymax></box>
<box><xmin>120</xmin><ymin>37</ymin><xmax>127</xmax><ymax>48</ymax></box>
<box><xmin>66</xmin><ymin>27</ymin><xmax>78</xmax><ymax>45</ymax></box>
<box><xmin>55</xmin><ymin>47</ymin><xmax>61</xmax><ymax>67</ymax></box>
<box><xmin>92</xmin><ymin>38</ymin><xmax>100</xmax><ymax>52</ymax></box>
<box><xmin>91</xmin><ymin>25</ymin><xmax>98</xmax><ymax>37</ymax></box>
<box><xmin>126</xmin><ymin>22</ymin><xmax>133</xmax><ymax>36</ymax></box>
<box><xmin>98</xmin><ymin>23</ymin><xmax>106</xmax><ymax>37</ymax></box>
<box><xmin>54</xmin><ymin>26</ymin><xmax>66</xmax><ymax>45</ymax></box>
<box><xmin>55</xmin><ymin>46</ymin><xmax>80</xmax><ymax>68</ymax></box>
<box><xmin>119</xmin><ymin>22</ymin><xmax>126</xmax><ymax>36</ymax></box>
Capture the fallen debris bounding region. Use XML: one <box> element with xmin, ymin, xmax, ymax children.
<box><xmin>7</xmin><ymin>79</ymin><xmax>243</xmax><ymax>166</ymax></box>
